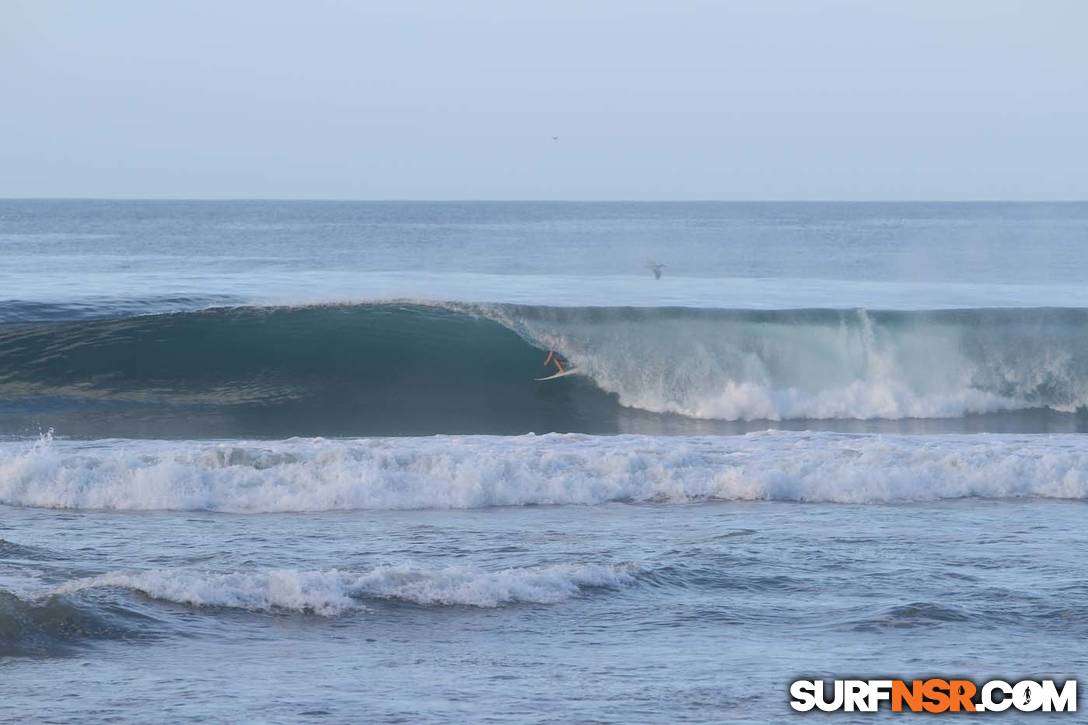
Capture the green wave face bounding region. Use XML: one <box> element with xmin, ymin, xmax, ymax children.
<box><xmin>5</xmin><ymin>303</ymin><xmax>1088</xmax><ymax>438</ymax></box>
<box><xmin>0</xmin><ymin>304</ymin><xmax>621</xmax><ymax>438</ymax></box>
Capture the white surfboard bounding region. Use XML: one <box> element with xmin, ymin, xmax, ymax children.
<box><xmin>535</xmin><ymin>367</ymin><xmax>580</xmax><ymax>382</ymax></box>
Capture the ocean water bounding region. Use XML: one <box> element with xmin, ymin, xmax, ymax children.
<box><xmin>1</xmin><ymin>201</ymin><xmax>1086</xmax><ymax>722</ymax></box>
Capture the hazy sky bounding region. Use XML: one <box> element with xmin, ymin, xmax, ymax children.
<box><xmin>2</xmin><ymin>0</ymin><xmax>1086</xmax><ymax>199</ymax></box>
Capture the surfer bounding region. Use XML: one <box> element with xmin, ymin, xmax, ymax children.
<box><xmin>543</xmin><ymin>350</ymin><xmax>567</xmax><ymax>374</ymax></box>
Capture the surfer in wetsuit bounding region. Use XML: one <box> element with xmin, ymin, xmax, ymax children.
<box><xmin>543</xmin><ymin>350</ymin><xmax>566</xmax><ymax>374</ymax></box>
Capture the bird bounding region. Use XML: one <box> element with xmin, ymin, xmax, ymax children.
<box><xmin>647</xmin><ymin>261</ymin><xmax>666</xmax><ymax>280</ymax></box>
<box><xmin>552</xmin><ymin>136</ymin><xmax>559</xmax><ymax>141</ymax></box>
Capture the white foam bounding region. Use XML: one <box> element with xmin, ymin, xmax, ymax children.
<box><xmin>47</xmin><ymin>562</ymin><xmax>636</xmax><ymax>614</ymax></box>
<box><xmin>487</xmin><ymin>306</ymin><xmax>1088</xmax><ymax>420</ymax></box>
<box><xmin>1</xmin><ymin>432</ymin><xmax>1087</xmax><ymax>512</ymax></box>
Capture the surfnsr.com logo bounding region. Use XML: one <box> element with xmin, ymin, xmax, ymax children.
<box><xmin>789</xmin><ymin>678</ymin><xmax>1077</xmax><ymax>713</ymax></box>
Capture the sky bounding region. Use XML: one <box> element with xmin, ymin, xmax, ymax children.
<box><xmin>2</xmin><ymin>0</ymin><xmax>1086</xmax><ymax>200</ymax></box>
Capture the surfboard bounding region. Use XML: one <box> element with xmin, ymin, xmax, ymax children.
<box><xmin>535</xmin><ymin>367</ymin><xmax>580</xmax><ymax>382</ymax></box>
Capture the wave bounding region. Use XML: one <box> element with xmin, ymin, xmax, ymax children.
<box><xmin>0</xmin><ymin>539</ymin><xmax>61</xmax><ymax>561</ymax></box>
<box><xmin>494</xmin><ymin>305</ymin><xmax>1088</xmax><ymax>421</ymax></box>
<box><xmin>47</xmin><ymin>563</ymin><xmax>638</xmax><ymax>615</ymax></box>
<box><xmin>2</xmin><ymin>432</ymin><xmax>1087</xmax><ymax>512</ymax></box>
<box><xmin>0</xmin><ymin>589</ymin><xmax>149</xmax><ymax>657</ymax></box>
<box><xmin>0</xmin><ymin>303</ymin><xmax>618</xmax><ymax>437</ymax></box>
<box><xmin>3</xmin><ymin>302</ymin><xmax>1088</xmax><ymax>435</ymax></box>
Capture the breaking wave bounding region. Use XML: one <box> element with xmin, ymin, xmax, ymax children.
<box><xmin>3</xmin><ymin>302</ymin><xmax>1088</xmax><ymax>435</ymax></box>
<box><xmin>48</xmin><ymin>563</ymin><xmax>638</xmax><ymax>615</ymax></box>
<box><xmin>2</xmin><ymin>560</ymin><xmax>628</xmax><ymax>655</ymax></box>
<box><xmin>495</xmin><ymin>305</ymin><xmax>1088</xmax><ymax>421</ymax></box>
<box><xmin>2</xmin><ymin>432</ymin><xmax>1087</xmax><ymax>512</ymax></box>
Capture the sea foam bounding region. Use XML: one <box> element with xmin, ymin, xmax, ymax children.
<box><xmin>47</xmin><ymin>562</ymin><xmax>637</xmax><ymax>614</ymax></box>
<box><xmin>487</xmin><ymin>305</ymin><xmax>1088</xmax><ymax>421</ymax></box>
<box><xmin>2</xmin><ymin>432</ymin><xmax>1086</xmax><ymax>512</ymax></box>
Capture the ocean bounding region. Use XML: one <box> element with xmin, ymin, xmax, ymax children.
<box><xmin>1</xmin><ymin>200</ymin><xmax>1085</xmax><ymax>722</ymax></box>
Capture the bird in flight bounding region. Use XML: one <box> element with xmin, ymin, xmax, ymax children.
<box><xmin>552</xmin><ymin>136</ymin><xmax>559</xmax><ymax>141</ymax></box>
<box><xmin>647</xmin><ymin>261</ymin><xmax>666</xmax><ymax>280</ymax></box>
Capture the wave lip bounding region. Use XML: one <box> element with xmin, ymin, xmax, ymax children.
<box><xmin>49</xmin><ymin>563</ymin><xmax>638</xmax><ymax>615</ymax></box>
<box><xmin>2</xmin><ymin>432</ymin><xmax>1088</xmax><ymax>512</ymax></box>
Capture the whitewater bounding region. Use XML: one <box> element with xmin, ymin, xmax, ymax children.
<box><xmin>3</xmin><ymin>201</ymin><xmax>1087</xmax><ymax>723</ymax></box>
<box><xmin>4</xmin><ymin>431</ymin><xmax>1088</xmax><ymax>511</ymax></box>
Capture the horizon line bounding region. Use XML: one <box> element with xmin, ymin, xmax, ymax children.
<box><xmin>3</xmin><ymin>197</ymin><xmax>1087</xmax><ymax>204</ymax></box>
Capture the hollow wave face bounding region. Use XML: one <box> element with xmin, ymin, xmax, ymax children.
<box><xmin>0</xmin><ymin>303</ymin><xmax>619</xmax><ymax>437</ymax></box>
<box><xmin>3</xmin><ymin>432</ymin><xmax>1087</xmax><ymax>512</ymax></box>
<box><xmin>3</xmin><ymin>302</ymin><xmax>1088</xmax><ymax>435</ymax></box>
